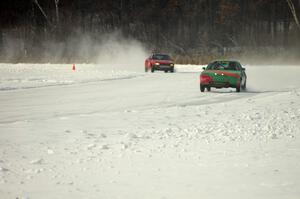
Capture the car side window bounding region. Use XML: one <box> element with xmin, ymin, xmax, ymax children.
<box><xmin>234</xmin><ymin>62</ymin><xmax>241</xmax><ymax>70</ymax></box>
<box><xmin>236</xmin><ymin>62</ymin><xmax>242</xmax><ymax>71</ymax></box>
<box><xmin>228</xmin><ymin>62</ymin><xmax>237</xmax><ymax>70</ymax></box>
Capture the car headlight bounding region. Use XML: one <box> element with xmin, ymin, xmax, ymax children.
<box><xmin>155</xmin><ymin>63</ymin><xmax>160</xmax><ymax>65</ymax></box>
<box><xmin>170</xmin><ymin>63</ymin><xmax>174</xmax><ymax>66</ymax></box>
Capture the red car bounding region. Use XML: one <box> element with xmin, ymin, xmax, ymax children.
<box><xmin>145</xmin><ymin>53</ymin><xmax>175</xmax><ymax>73</ymax></box>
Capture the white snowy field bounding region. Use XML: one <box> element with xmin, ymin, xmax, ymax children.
<box><xmin>0</xmin><ymin>63</ymin><xmax>300</xmax><ymax>199</ymax></box>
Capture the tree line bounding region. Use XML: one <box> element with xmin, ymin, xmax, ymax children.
<box><xmin>0</xmin><ymin>0</ymin><xmax>299</xmax><ymax>63</ymax></box>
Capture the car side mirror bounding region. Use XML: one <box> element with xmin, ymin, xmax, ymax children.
<box><xmin>242</xmin><ymin>68</ymin><xmax>245</xmax><ymax>71</ymax></box>
<box><xmin>202</xmin><ymin>67</ymin><xmax>206</xmax><ymax>70</ymax></box>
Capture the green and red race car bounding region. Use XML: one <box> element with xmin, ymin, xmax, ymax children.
<box><xmin>200</xmin><ymin>60</ymin><xmax>247</xmax><ymax>92</ymax></box>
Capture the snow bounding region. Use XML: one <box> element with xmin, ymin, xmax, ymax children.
<box><xmin>0</xmin><ymin>63</ymin><xmax>300</xmax><ymax>199</ymax></box>
<box><xmin>0</xmin><ymin>63</ymin><xmax>142</xmax><ymax>91</ymax></box>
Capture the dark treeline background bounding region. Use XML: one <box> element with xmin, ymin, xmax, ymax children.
<box><xmin>0</xmin><ymin>0</ymin><xmax>300</xmax><ymax>64</ymax></box>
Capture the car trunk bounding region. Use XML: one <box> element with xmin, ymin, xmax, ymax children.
<box><xmin>203</xmin><ymin>70</ymin><xmax>240</xmax><ymax>86</ymax></box>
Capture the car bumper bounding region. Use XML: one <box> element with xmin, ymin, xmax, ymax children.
<box><xmin>154</xmin><ymin>65</ymin><xmax>174</xmax><ymax>70</ymax></box>
<box><xmin>201</xmin><ymin>81</ymin><xmax>237</xmax><ymax>88</ymax></box>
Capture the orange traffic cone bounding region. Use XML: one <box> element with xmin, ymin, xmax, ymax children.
<box><xmin>72</xmin><ymin>64</ymin><xmax>76</xmax><ymax>71</ymax></box>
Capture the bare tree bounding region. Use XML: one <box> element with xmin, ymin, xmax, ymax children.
<box><xmin>32</xmin><ymin>0</ymin><xmax>50</xmax><ymax>25</ymax></box>
<box><xmin>286</xmin><ymin>0</ymin><xmax>300</xmax><ymax>31</ymax></box>
<box><xmin>54</xmin><ymin>0</ymin><xmax>60</xmax><ymax>25</ymax></box>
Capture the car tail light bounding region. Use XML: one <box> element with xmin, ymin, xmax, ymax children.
<box><xmin>200</xmin><ymin>74</ymin><xmax>213</xmax><ymax>84</ymax></box>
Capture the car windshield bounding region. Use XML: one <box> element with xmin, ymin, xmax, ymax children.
<box><xmin>152</xmin><ymin>54</ymin><xmax>171</xmax><ymax>60</ymax></box>
<box><xmin>206</xmin><ymin>61</ymin><xmax>238</xmax><ymax>71</ymax></box>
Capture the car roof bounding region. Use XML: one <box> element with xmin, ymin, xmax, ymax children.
<box><xmin>153</xmin><ymin>53</ymin><xmax>170</xmax><ymax>56</ymax></box>
<box><xmin>211</xmin><ymin>60</ymin><xmax>241</xmax><ymax>63</ymax></box>
<box><xmin>213</xmin><ymin>60</ymin><xmax>239</xmax><ymax>62</ymax></box>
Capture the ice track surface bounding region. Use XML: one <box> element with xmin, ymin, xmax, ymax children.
<box><xmin>0</xmin><ymin>63</ymin><xmax>300</xmax><ymax>199</ymax></box>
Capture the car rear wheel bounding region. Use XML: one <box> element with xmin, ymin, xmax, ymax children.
<box><xmin>151</xmin><ymin>67</ymin><xmax>155</xmax><ymax>73</ymax></box>
<box><xmin>236</xmin><ymin>84</ymin><xmax>241</xmax><ymax>92</ymax></box>
<box><xmin>200</xmin><ymin>85</ymin><xmax>205</xmax><ymax>92</ymax></box>
<box><xmin>241</xmin><ymin>81</ymin><xmax>247</xmax><ymax>90</ymax></box>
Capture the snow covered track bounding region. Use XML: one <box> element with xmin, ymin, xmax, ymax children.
<box><xmin>0</xmin><ymin>63</ymin><xmax>144</xmax><ymax>91</ymax></box>
<box><xmin>0</xmin><ymin>64</ymin><xmax>300</xmax><ymax>199</ymax></box>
